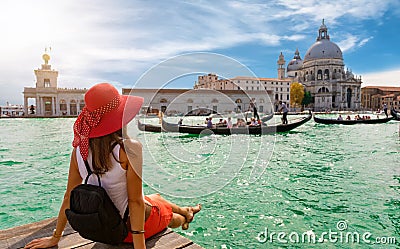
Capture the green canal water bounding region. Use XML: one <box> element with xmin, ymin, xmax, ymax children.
<box><xmin>0</xmin><ymin>116</ymin><xmax>399</xmax><ymax>248</ymax></box>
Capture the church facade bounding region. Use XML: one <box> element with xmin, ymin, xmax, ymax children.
<box><xmin>286</xmin><ymin>21</ymin><xmax>362</xmax><ymax>111</ymax></box>
<box><xmin>23</xmin><ymin>53</ymin><xmax>86</xmax><ymax>116</ymax></box>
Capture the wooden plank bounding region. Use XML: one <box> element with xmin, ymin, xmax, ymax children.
<box><xmin>0</xmin><ymin>218</ymin><xmax>204</xmax><ymax>249</ymax></box>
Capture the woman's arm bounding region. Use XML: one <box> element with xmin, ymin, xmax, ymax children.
<box><xmin>24</xmin><ymin>148</ymin><xmax>82</xmax><ymax>249</ymax></box>
<box><xmin>122</xmin><ymin>139</ymin><xmax>146</xmax><ymax>249</ymax></box>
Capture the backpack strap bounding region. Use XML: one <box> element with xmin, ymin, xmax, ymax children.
<box><xmin>83</xmin><ymin>160</ymin><xmax>101</xmax><ymax>187</ymax></box>
<box><xmin>123</xmin><ymin>207</ymin><xmax>129</xmax><ymax>222</ymax></box>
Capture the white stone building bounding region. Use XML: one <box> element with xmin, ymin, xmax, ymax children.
<box><xmin>23</xmin><ymin>53</ymin><xmax>86</xmax><ymax>116</ymax></box>
<box><xmin>286</xmin><ymin>20</ymin><xmax>362</xmax><ymax>111</ymax></box>
<box><xmin>122</xmin><ymin>88</ymin><xmax>274</xmax><ymax>116</ymax></box>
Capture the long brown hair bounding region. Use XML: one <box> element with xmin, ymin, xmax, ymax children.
<box><xmin>89</xmin><ymin>129</ymin><xmax>123</xmax><ymax>175</ymax></box>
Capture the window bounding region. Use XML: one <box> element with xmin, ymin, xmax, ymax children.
<box><xmin>59</xmin><ymin>100</ymin><xmax>67</xmax><ymax>112</ymax></box>
<box><xmin>70</xmin><ymin>100</ymin><xmax>77</xmax><ymax>115</ymax></box>
<box><xmin>79</xmin><ymin>100</ymin><xmax>85</xmax><ymax>112</ymax></box>
<box><xmin>44</xmin><ymin>79</ymin><xmax>50</xmax><ymax>87</ymax></box>
<box><xmin>287</xmin><ymin>95</ymin><xmax>289</xmax><ymax>100</ymax></box>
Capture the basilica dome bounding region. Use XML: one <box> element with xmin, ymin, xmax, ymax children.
<box><xmin>303</xmin><ymin>21</ymin><xmax>343</xmax><ymax>62</ymax></box>
<box><xmin>287</xmin><ymin>48</ymin><xmax>303</xmax><ymax>71</ymax></box>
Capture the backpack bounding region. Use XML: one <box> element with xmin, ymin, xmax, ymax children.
<box><xmin>65</xmin><ymin>160</ymin><xmax>129</xmax><ymax>244</ymax></box>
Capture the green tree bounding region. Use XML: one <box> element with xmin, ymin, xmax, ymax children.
<box><xmin>290</xmin><ymin>82</ymin><xmax>304</xmax><ymax>109</ymax></box>
<box><xmin>302</xmin><ymin>91</ymin><xmax>312</xmax><ymax>107</ymax></box>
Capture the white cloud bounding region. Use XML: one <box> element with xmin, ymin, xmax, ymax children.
<box><xmin>362</xmin><ymin>69</ymin><xmax>400</xmax><ymax>87</ymax></box>
<box><xmin>0</xmin><ymin>0</ymin><xmax>397</xmax><ymax>105</ymax></box>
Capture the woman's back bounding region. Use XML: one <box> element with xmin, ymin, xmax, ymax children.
<box><xmin>76</xmin><ymin>144</ymin><xmax>128</xmax><ymax>218</ymax></box>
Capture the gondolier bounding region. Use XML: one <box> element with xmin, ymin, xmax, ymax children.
<box><xmin>278</xmin><ymin>101</ymin><xmax>288</xmax><ymax>124</ymax></box>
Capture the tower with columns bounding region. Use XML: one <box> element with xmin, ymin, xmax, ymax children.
<box><xmin>23</xmin><ymin>52</ymin><xmax>87</xmax><ymax>116</ymax></box>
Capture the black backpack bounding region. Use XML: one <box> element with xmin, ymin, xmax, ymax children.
<box><xmin>65</xmin><ymin>160</ymin><xmax>129</xmax><ymax>244</ymax></box>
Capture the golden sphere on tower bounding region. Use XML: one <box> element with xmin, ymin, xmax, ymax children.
<box><xmin>42</xmin><ymin>53</ymin><xmax>50</xmax><ymax>64</ymax></box>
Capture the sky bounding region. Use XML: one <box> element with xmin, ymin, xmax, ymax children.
<box><xmin>0</xmin><ymin>0</ymin><xmax>400</xmax><ymax>105</ymax></box>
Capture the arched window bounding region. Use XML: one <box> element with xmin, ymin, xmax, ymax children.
<box><xmin>59</xmin><ymin>100</ymin><xmax>67</xmax><ymax>112</ymax></box>
<box><xmin>160</xmin><ymin>98</ymin><xmax>168</xmax><ymax>103</ymax></box>
<box><xmin>347</xmin><ymin>88</ymin><xmax>352</xmax><ymax>108</ymax></box>
<box><xmin>318</xmin><ymin>87</ymin><xmax>330</xmax><ymax>93</ymax></box>
<box><xmin>317</xmin><ymin>69</ymin><xmax>323</xmax><ymax>80</ymax></box>
<box><xmin>79</xmin><ymin>100</ymin><xmax>85</xmax><ymax>112</ymax></box>
<box><xmin>187</xmin><ymin>98</ymin><xmax>193</xmax><ymax>103</ymax></box>
<box><xmin>235</xmin><ymin>99</ymin><xmax>242</xmax><ymax>104</ymax></box>
<box><xmin>70</xmin><ymin>100</ymin><xmax>77</xmax><ymax>115</ymax></box>
<box><xmin>324</xmin><ymin>69</ymin><xmax>330</xmax><ymax>80</ymax></box>
<box><xmin>211</xmin><ymin>99</ymin><xmax>218</xmax><ymax>103</ymax></box>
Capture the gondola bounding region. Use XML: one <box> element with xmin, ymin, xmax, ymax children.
<box><xmin>391</xmin><ymin>109</ymin><xmax>400</xmax><ymax>121</ymax></box>
<box><xmin>161</xmin><ymin>113</ymin><xmax>312</xmax><ymax>135</ymax></box>
<box><xmin>137</xmin><ymin>120</ymin><xmax>162</xmax><ymax>133</ymax></box>
<box><xmin>313</xmin><ymin>115</ymin><xmax>393</xmax><ymax>125</ymax></box>
<box><xmin>137</xmin><ymin>113</ymin><xmax>275</xmax><ymax>134</ymax></box>
<box><xmin>260</xmin><ymin>113</ymin><xmax>274</xmax><ymax>123</ymax></box>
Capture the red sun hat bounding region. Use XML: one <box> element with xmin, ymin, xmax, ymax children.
<box><xmin>72</xmin><ymin>83</ymin><xmax>143</xmax><ymax>160</ymax></box>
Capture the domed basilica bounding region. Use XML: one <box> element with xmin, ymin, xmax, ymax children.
<box><xmin>286</xmin><ymin>20</ymin><xmax>362</xmax><ymax>111</ymax></box>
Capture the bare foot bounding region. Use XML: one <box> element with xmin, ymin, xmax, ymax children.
<box><xmin>182</xmin><ymin>204</ymin><xmax>201</xmax><ymax>230</ymax></box>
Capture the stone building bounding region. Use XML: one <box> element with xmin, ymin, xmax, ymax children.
<box><xmin>361</xmin><ymin>86</ymin><xmax>400</xmax><ymax>111</ymax></box>
<box><xmin>23</xmin><ymin>53</ymin><xmax>86</xmax><ymax>116</ymax></box>
<box><xmin>122</xmin><ymin>88</ymin><xmax>274</xmax><ymax>116</ymax></box>
<box><xmin>287</xmin><ymin>20</ymin><xmax>363</xmax><ymax>111</ymax></box>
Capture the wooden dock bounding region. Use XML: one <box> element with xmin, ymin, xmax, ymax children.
<box><xmin>0</xmin><ymin>218</ymin><xmax>204</xmax><ymax>249</ymax></box>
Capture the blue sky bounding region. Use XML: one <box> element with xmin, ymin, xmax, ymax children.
<box><xmin>1</xmin><ymin>0</ymin><xmax>400</xmax><ymax>105</ymax></box>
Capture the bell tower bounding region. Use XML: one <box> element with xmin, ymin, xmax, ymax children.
<box><xmin>277</xmin><ymin>52</ymin><xmax>286</xmax><ymax>79</ymax></box>
<box><xmin>34</xmin><ymin>49</ymin><xmax>58</xmax><ymax>88</ymax></box>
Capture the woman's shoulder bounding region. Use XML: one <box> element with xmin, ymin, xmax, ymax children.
<box><xmin>119</xmin><ymin>139</ymin><xmax>142</xmax><ymax>161</ymax></box>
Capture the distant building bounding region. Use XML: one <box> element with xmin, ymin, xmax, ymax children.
<box><xmin>361</xmin><ymin>86</ymin><xmax>400</xmax><ymax>111</ymax></box>
<box><xmin>23</xmin><ymin>53</ymin><xmax>86</xmax><ymax>116</ymax></box>
<box><xmin>287</xmin><ymin>20</ymin><xmax>363</xmax><ymax>111</ymax></box>
<box><xmin>194</xmin><ymin>21</ymin><xmax>363</xmax><ymax>112</ymax></box>
<box><xmin>195</xmin><ymin>74</ymin><xmax>290</xmax><ymax>112</ymax></box>
<box><xmin>0</xmin><ymin>104</ymin><xmax>25</xmax><ymax>117</ymax></box>
<box><xmin>122</xmin><ymin>88</ymin><xmax>273</xmax><ymax>115</ymax></box>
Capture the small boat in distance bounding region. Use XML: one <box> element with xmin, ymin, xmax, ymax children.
<box><xmin>313</xmin><ymin>115</ymin><xmax>393</xmax><ymax>125</ymax></box>
<box><xmin>391</xmin><ymin>109</ymin><xmax>400</xmax><ymax>121</ymax></box>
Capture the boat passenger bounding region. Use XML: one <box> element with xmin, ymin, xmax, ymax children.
<box><xmin>207</xmin><ymin>117</ymin><xmax>213</xmax><ymax>128</ymax></box>
<box><xmin>346</xmin><ymin>115</ymin><xmax>351</xmax><ymax>120</ymax></box>
<box><xmin>226</xmin><ymin>117</ymin><xmax>233</xmax><ymax>128</ymax></box>
<box><xmin>337</xmin><ymin>115</ymin><xmax>343</xmax><ymax>120</ymax></box>
<box><xmin>178</xmin><ymin>118</ymin><xmax>183</xmax><ymax>125</ymax></box>
<box><xmin>24</xmin><ymin>83</ymin><xmax>201</xmax><ymax>249</ymax></box>
<box><xmin>383</xmin><ymin>103</ymin><xmax>388</xmax><ymax>118</ymax></box>
<box><xmin>249</xmin><ymin>118</ymin><xmax>258</xmax><ymax>126</ymax></box>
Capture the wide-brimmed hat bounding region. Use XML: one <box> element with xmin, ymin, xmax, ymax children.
<box><xmin>73</xmin><ymin>83</ymin><xmax>143</xmax><ymax>160</ymax></box>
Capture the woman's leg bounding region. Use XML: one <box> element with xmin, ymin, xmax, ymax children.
<box><xmin>146</xmin><ymin>193</ymin><xmax>201</xmax><ymax>229</ymax></box>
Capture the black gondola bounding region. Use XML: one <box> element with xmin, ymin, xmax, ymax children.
<box><xmin>161</xmin><ymin>113</ymin><xmax>312</xmax><ymax>135</ymax></box>
<box><xmin>391</xmin><ymin>109</ymin><xmax>400</xmax><ymax>121</ymax></box>
<box><xmin>137</xmin><ymin>120</ymin><xmax>162</xmax><ymax>133</ymax></box>
<box><xmin>138</xmin><ymin>113</ymin><xmax>275</xmax><ymax>134</ymax></box>
<box><xmin>313</xmin><ymin>115</ymin><xmax>393</xmax><ymax>125</ymax></box>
